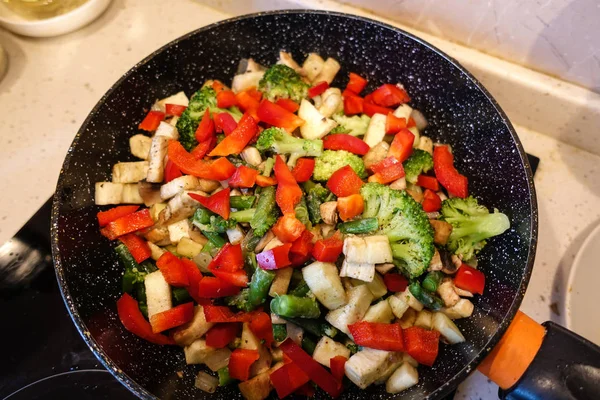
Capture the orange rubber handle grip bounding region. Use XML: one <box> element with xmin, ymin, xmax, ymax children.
<box><xmin>477</xmin><ymin>311</ymin><xmax>545</xmax><ymax>389</ymax></box>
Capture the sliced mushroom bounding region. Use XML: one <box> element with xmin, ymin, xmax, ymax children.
<box><xmin>138</xmin><ymin>181</ymin><xmax>163</xmax><ymax>207</ymax></box>
<box><xmin>439</xmin><ymin>248</ymin><xmax>459</xmax><ymax>274</ymax></box>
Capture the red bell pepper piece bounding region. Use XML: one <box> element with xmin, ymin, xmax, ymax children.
<box><xmin>279</xmin><ymin>338</ymin><xmax>343</xmax><ymax>398</ymax></box>
<box><xmin>168</xmin><ymin>141</ymin><xmax>236</xmax><ymax>180</ymax></box>
<box><xmin>214</xmin><ymin>112</ymin><xmax>238</xmax><ymax>135</ymax></box>
<box><xmin>308</xmin><ymin>81</ymin><xmax>329</xmax><ymax>98</ymax></box>
<box><xmin>348</xmin><ymin>321</ymin><xmax>405</xmax><ymax>352</ymax></box>
<box><xmin>274</xmin><ymin>155</ymin><xmax>302</xmax><ymax>215</ymax></box>
<box><xmin>433</xmin><ymin>145</ymin><xmax>468</xmax><ymax>198</ymax></box>
<box><xmin>156</xmin><ymin>252</ymin><xmax>190</xmax><ymax>287</ymax></box>
<box><xmin>311</xmin><ymin>232</ymin><xmax>343</xmax><ymax>263</ymax></box>
<box><xmin>455</xmin><ymin>263</ymin><xmax>485</xmax><ymax>295</ymax></box>
<box><xmin>363</xmin><ymin>101</ymin><xmax>393</xmax><ymax>117</ymax></box>
<box><xmin>97</xmin><ymin>205</ymin><xmax>139</xmax><ymax>227</ymax></box>
<box><xmin>388</xmin><ymin>128</ymin><xmax>415</xmax><ymax>162</ymax></box>
<box><xmin>255</xmin><ymin>175</ymin><xmax>278</xmax><ymax>187</ymax></box>
<box><xmin>191</xmin><ymin>136</ymin><xmax>217</xmax><ymax>160</ymax></box>
<box><xmin>212</xmin><ymin>80</ymin><xmax>226</xmax><ymax>93</ymax></box>
<box><xmin>327</xmin><ymin>165</ymin><xmax>364</xmax><ymax>197</ymax></box>
<box><xmin>369</xmin><ymin>156</ymin><xmax>405</xmax><ymax>184</ymax></box>
<box><xmin>407</xmin><ymin>116</ymin><xmax>417</xmax><ymax>128</ymax></box>
<box><xmin>195</xmin><ymin>109</ymin><xmax>215</xmax><ymax>143</ymax></box>
<box><xmin>343</xmin><ymin>94</ymin><xmax>364</xmax><ymax>115</ymax></box>
<box><xmin>138</xmin><ymin>110</ymin><xmax>165</xmax><ymax>131</ymax></box>
<box><xmin>329</xmin><ymin>355</ymin><xmax>347</xmax><ymax>382</ymax></box>
<box><xmin>291</xmin><ymin>158</ymin><xmax>315</xmax><ymax>183</ymax></box>
<box><xmin>249</xmin><ymin>311</ymin><xmax>275</xmax><ymax>347</ymax></box>
<box><xmin>205</xmin><ymin>323</ymin><xmax>240</xmax><ymax>348</ymax></box>
<box><xmin>211</xmin><ymin>269</ymin><xmax>248</xmax><ymax>287</ymax></box>
<box><xmin>403</xmin><ymin>326</ymin><xmax>440</xmax><ymax>367</ymax></box>
<box><xmin>422</xmin><ymin>189</ymin><xmax>442</xmax><ymax>212</ymax></box>
<box><xmin>346</xmin><ymin>72</ymin><xmax>368</xmax><ymax>95</ymax></box>
<box><xmin>197</xmin><ymin>276</ymin><xmax>241</xmax><ymax>298</ymax></box>
<box><xmin>165</xmin><ymin>103</ymin><xmax>187</xmax><ymax>116</ymax></box>
<box><xmin>118</xmin><ymin>233</ymin><xmax>151</xmax><ymax>263</ymax></box>
<box><xmin>229</xmin><ymin>165</ymin><xmax>259</xmax><ymax>188</ymax></box>
<box><xmin>270</xmin><ymin>362</ymin><xmax>311</xmax><ymax>398</ymax></box>
<box><xmin>116</xmin><ymin>293</ymin><xmax>173</xmax><ymax>345</ymax></box>
<box><xmin>203</xmin><ymin>304</ymin><xmax>257</xmax><ymax>323</ymax></box>
<box><xmin>209</xmin><ymin>113</ymin><xmax>258</xmax><ymax>157</ymax></box>
<box><xmin>371</xmin><ymin>84</ymin><xmax>410</xmax><ymax>107</ymax></box>
<box><xmin>229</xmin><ymin>349</ymin><xmax>260</xmax><ymax>381</ymax></box>
<box><xmin>188</xmin><ymin>188</ymin><xmax>230</xmax><ymax>220</ymax></box>
<box><xmin>270</xmin><ymin>360</ymin><xmax>311</xmax><ymax>398</ymax></box>
<box><xmin>256</xmin><ymin>243</ymin><xmax>292</xmax><ymax>270</ymax></box>
<box><xmin>289</xmin><ymin>230</ymin><xmax>314</xmax><ymax>266</ymax></box>
<box><xmin>150</xmin><ymin>302</ymin><xmax>194</xmax><ymax>333</ymax></box>
<box><xmin>384</xmin><ymin>273</ymin><xmax>409</xmax><ymax>292</ymax></box>
<box><xmin>180</xmin><ymin>258</ymin><xmax>203</xmax><ymax>301</ymax></box>
<box><xmin>257</xmin><ymin>99</ymin><xmax>305</xmax><ymax>133</ymax></box>
<box><xmin>272</xmin><ymin>214</ymin><xmax>306</xmax><ymax>243</ymax></box>
<box><xmin>337</xmin><ymin>194</ymin><xmax>364</xmax><ymax>222</ymax></box>
<box><xmin>207</xmin><ymin>243</ymin><xmax>244</xmax><ymax>272</ymax></box>
<box><xmin>100</xmin><ymin>209</ymin><xmax>154</xmax><ymax>240</ymax></box>
<box><xmin>235</xmin><ymin>91</ymin><xmax>260</xmax><ymax>120</ymax></box>
<box><xmin>276</xmin><ymin>98</ymin><xmax>300</xmax><ymax>113</ymax></box>
<box><xmin>216</xmin><ymin>90</ymin><xmax>238</xmax><ymax>108</ymax></box>
<box><xmin>164</xmin><ymin>159</ymin><xmax>183</xmax><ymax>182</ymax></box>
<box><xmin>386</xmin><ymin>112</ymin><xmax>407</xmax><ymax>134</ymax></box>
<box><xmin>323</xmin><ymin>134</ymin><xmax>370</xmax><ymax>156</ymax></box>
<box><xmin>246</xmin><ymin>87</ymin><xmax>263</xmax><ymax>102</ymax></box>
<box><xmin>417</xmin><ymin>175</ymin><xmax>440</xmax><ymax>191</ymax></box>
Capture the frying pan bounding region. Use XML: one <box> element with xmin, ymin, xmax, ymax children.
<box><xmin>50</xmin><ymin>10</ymin><xmax>600</xmax><ymax>400</ymax></box>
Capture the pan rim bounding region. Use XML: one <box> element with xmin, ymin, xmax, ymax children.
<box><xmin>50</xmin><ymin>9</ymin><xmax>538</xmax><ymax>400</ymax></box>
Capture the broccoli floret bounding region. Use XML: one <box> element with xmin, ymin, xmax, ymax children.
<box><xmin>440</xmin><ymin>196</ymin><xmax>510</xmax><ymax>261</ymax></box>
<box><xmin>331</xmin><ymin>114</ymin><xmax>371</xmax><ymax>136</ymax></box>
<box><xmin>303</xmin><ymin>181</ymin><xmax>335</xmax><ymax>224</ymax></box>
<box><xmin>313</xmin><ymin>150</ymin><xmax>366</xmax><ymax>181</ymax></box>
<box><xmin>256</xmin><ymin>127</ymin><xmax>323</xmax><ymax>166</ymax></box>
<box><xmin>250</xmin><ymin>186</ymin><xmax>279</xmax><ymax>237</ymax></box>
<box><xmin>361</xmin><ymin>183</ymin><xmax>435</xmax><ymax>278</ymax></box>
<box><xmin>258</xmin><ymin>64</ymin><xmax>309</xmax><ymax>103</ymax></box>
<box><xmin>176</xmin><ymin>86</ymin><xmax>243</xmax><ymax>151</ymax></box>
<box><xmin>403</xmin><ymin>149</ymin><xmax>434</xmax><ymax>183</ymax></box>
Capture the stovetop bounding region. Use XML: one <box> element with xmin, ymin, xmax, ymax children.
<box><xmin>0</xmin><ymin>153</ymin><xmax>539</xmax><ymax>399</ymax></box>
<box><xmin>0</xmin><ymin>199</ymin><xmax>135</xmax><ymax>399</ymax></box>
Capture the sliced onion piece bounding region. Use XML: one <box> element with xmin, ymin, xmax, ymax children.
<box><xmin>195</xmin><ymin>371</ymin><xmax>218</xmax><ymax>393</ymax></box>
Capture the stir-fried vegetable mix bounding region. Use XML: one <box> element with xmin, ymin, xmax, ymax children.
<box><xmin>94</xmin><ymin>51</ymin><xmax>511</xmax><ymax>398</ymax></box>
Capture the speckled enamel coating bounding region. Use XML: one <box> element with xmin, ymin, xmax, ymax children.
<box><xmin>51</xmin><ymin>10</ymin><xmax>537</xmax><ymax>400</ymax></box>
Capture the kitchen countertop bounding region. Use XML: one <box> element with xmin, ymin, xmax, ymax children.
<box><xmin>1</xmin><ymin>0</ymin><xmax>599</xmax><ymax>398</ymax></box>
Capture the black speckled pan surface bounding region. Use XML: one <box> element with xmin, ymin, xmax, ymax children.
<box><xmin>51</xmin><ymin>10</ymin><xmax>537</xmax><ymax>400</ymax></box>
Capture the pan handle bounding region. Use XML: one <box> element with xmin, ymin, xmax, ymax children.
<box><xmin>478</xmin><ymin>311</ymin><xmax>600</xmax><ymax>399</ymax></box>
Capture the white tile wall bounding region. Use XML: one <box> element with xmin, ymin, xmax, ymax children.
<box><xmin>338</xmin><ymin>0</ymin><xmax>600</xmax><ymax>93</ymax></box>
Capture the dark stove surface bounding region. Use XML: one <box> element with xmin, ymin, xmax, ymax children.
<box><xmin>0</xmin><ymin>199</ymin><xmax>135</xmax><ymax>399</ymax></box>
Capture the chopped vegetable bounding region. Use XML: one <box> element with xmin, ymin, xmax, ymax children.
<box><xmin>454</xmin><ymin>263</ymin><xmax>486</xmax><ymax>295</ymax></box>
<box><xmin>388</xmin><ymin>128</ymin><xmax>415</xmax><ymax>163</ymax></box>
<box><xmin>383</xmin><ymin>273</ymin><xmax>409</xmax><ymax>292</ymax></box>
<box><xmin>313</xmin><ymin>150</ymin><xmax>366</xmax><ymax>181</ymax></box>
<box><xmin>269</xmin><ymin>360</ymin><xmax>310</xmax><ymax>398</ymax></box>
<box><xmin>271</xmin><ymin>295</ymin><xmax>321</xmax><ymax>319</ymax></box>
<box><xmin>256</xmin><ymin>127</ymin><xmax>323</xmax><ymax>167</ymax></box>
<box><xmin>256</xmin><ymin>243</ymin><xmax>292</xmax><ymax>270</ymax></box>
<box><xmin>371</xmin><ymin>83</ymin><xmax>410</xmax><ymax>107</ymax></box>
<box><xmin>348</xmin><ymin>321</ymin><xmax>405</xmax><ymax>351</ymax></box>
<box><xmin>250</xmin><ymin>186</ymin><xmax>279</xmax><ymax>237</ymax></box>
<box><xmin>118</xmin><ymin>233</ymin><xmax>151</xmax><ymax>263</ymax></box>
<box><xmin>139</xmin><ymin>110</ymin><xmax>165</xmax><ymax>131</ymax></box>
<box><xmin>100</xmin><ymin>209</ymin><xmax>155</xmax><ymax>240</ymax></box>
<box><xmin>403</xmin><ymin>326</ymin><xmax>440</xmax><ymax>366</ymax></box>
<box><xmin>440</xmin><ymin>196</ymin><xmax>510</xmax><ymax>260</ymax></box>
<box><xmin>258</xmin><ymin>64</ymin><xmax>309</xmax><ymax>103</ymax></box>
<box><xmin>327</xmin><ymin>165</ymin><xmax>364</xmax><ymax>197</ymax></box>
<box><xmin>228</xmin><ymin>349</ymin><xmax>260</xmax><ymax>381</ymax></box>
<box><xmin>311</xmin><ymin>232</ymin><xmax>343</xmax><ymax>262</ymax></box>
<box><xmin>323</xmin><ymin>134</ymin><xmax>370</xmax><ymax>156</ymax></box>
<box><xmin>422</xmin><ymin>189</ymin><xmax>442</xmax><ymax>212</ymax></box>
<box><xmin>150</xmin><ymin>302</ymin><xmax>195</xmax><ymax>333</ymax></box>
<box><xmin>331</xmin><ymin>113</ymin><xmax>370</xmax><ymax>136</ymax></box>
<box><xmin>408</xmin><ymin>282</ymin><xmax>444</xmax><ymax>310</ymax></box>
<box><xmin>291</xmin><ymin>158</ymin><xmax>315</xmax><ymax>183</ymax></box>
<box><xmin>209</xmin><ymin>113</ymin><xmax>259</xmax><ymax>157</ymax></box>
<box><xmin>97</xmin><ymin>205</ymin><xmax>139</xmax><ymax>227</ymax></box>
<box><xmin>116</xmin><ymin>293</ymin><xmax>173</xmax><ymax>345</ymax></box>
<box><xmin>256</xmin><ymin>99</ymin><xmax>305</xmax><ymax>133</ymax></box>
<box><xmin>404</xmin><ymin>149</ymin><xmax>434</xmax><ymax>183</ymax></box>
<box><xmin>433</xmin><ymin>145</ymin><xmax>468</xmax><ymax>198</ymax></box>
<box><xmin>346</xmin><ymin>72</ymin><xmax>367</xmax><ymax>94</ymax></box>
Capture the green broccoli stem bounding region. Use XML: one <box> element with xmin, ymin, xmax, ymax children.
<box><xmin>272</xmin><ymin>324</ymin><xmax>288</xmax><ymax>343</ymax></box>
<box><xmin>262</xmin><ymin>157</ymin><xmax>275</xmax><ymax>176</ymax></box>
<box><xmin>450</xmin><ymin>213</ymin><xmax>511</xmax><ymax>244</ymax></box>
<box><xmin>230</xmin><ymin>208</ymin><xmax>256</xmax><ymax>223</ymax></box>
<box><xmin>422</xmin><ymin>271</ymin><xmax>443</xmax><ymax>292</ymax></box>
<box><xmin>338</xmin><ymin>218</ymin><xmax>378</xmax><ymax>234</ymax></box>
<box><xmin>230</xmin><ymin>195</ymin><xmax>256</xmax><ymax>210</ymax></box>
<box><xmin>271</xmin><ymin>295</ymin><xmax>321</xmax><ymax>319</ymax></box>
<box><xmin>408</xmin><ymin>282</ymin><xmax>444</xmax><ymax>310</ymax></box>
<box><xmin>282</xmin><ymin>317</ymin><xmax>339</xmax><ymax>339</ymax></box>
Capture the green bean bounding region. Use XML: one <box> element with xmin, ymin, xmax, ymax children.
<box><xmin>422</xmin><ymin>271</ymin><xmax>443</xmax><ymax>293</ymax></box>
<box><xmin>409</xmin><ymin>282</ymin><xmax>444</xmax><ymax>310</ymax></box>
<box><xmin>230</xmin><ymin>195</ymin><xmax>256</xmax><ymax>210</ymax></box>
<box><xmin>270</xmin><ymin>295</ymin><xmax>321</xmax><ymax>319</ymax></box>
<box><xmin>338</xmin><ymin>218</ymin><xmax>378</xmax><ymax>234</ymax></box>
<box><xmin>302</xmin><ymin>335</ymin><xmax>317</xmax><ymax>355</ymax></box>
<box><xmin>272</xmin><ymin>324</ymin><xmax>288</xmax><ymax>343</ymax></box>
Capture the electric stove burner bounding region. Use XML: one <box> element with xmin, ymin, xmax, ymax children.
<box><xmin>4</xmin><ymin>370</ymin><xmax>133</xmax><ymax>399</ymax></box>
